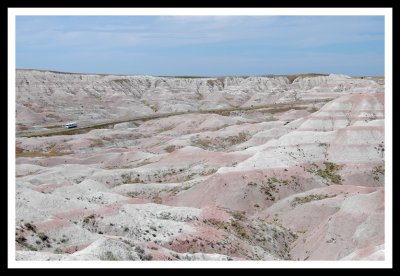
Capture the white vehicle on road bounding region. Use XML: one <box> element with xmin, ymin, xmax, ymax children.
<box><xmin>65</xmin><ymin>122</ymin><xmax>78</xmax><ymax>129</ymax></box>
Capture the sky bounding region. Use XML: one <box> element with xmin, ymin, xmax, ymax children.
<box><xmin>15</xmin><ymin>16</ymin><xmax>384</xmax><ymax>76</ymax></box>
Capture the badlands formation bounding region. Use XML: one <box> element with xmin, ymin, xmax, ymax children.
<box><xmin>15</xmin><ymin>69</ymin><xmax>385</xmax><ymax>261</ymax></box>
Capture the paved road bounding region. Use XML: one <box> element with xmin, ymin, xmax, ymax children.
<box><xmin>17</xmin><ymin>98</ymin><xmax>333</xmax><ymax>138</ymax></box>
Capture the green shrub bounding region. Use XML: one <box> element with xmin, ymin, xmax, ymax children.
<box><xmin>315</xmin><ymin>162</ymin><xmax>343</xmax><ymax>184</ymax></box>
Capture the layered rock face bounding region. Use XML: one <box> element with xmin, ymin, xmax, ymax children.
<box><xmin>15</xmin><ymin>70</ymin><xmax>385</xmax><ymax>261</ymax></box>
<box><xmin>16</xmin><ymin>70</ymin><xmax>383</xmax><ymax>129</ymax></box>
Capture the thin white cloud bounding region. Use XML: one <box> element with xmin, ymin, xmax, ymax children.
<box><xmin>16</xmin><ymin>16</ymin><xmax>384</xmax><ymax>50</ymax></box>
<box><xmin>16</xmin><ymin>16</ymin><xmax>384</xmax><ymax>76</ymax></box>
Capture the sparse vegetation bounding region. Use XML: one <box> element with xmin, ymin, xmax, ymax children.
<box><xmin>151</xmin><ymin>194</ymin><xmax>162</xmax><ymax>204</ymax></box>
<box><xmin>160</xmin><ymin>125</ymin><xmax>175</xmax><ymax>132</ymax></box>
<box><xmin>24</xmin><ymin>244</ymin><xmax>38</xmax><ymax>251</ymax></box>
<box><xmin>226</xmin><ymin>132</ymin><xmax>250</xmax><ymax>145</ymax></box>
<box><xmin>60</xmin><ymin>237</ymin><xmax>68</xmax><ymax>243</ymax></box>
<box><xmin>231</xmin><ymin>211</ymin><xmax>246</xmax><ymax>221</ymax></box>
<box><xmin>372</xmin><ymin>164</ymin><xmax>385</xmax><ymax>181</ymax></box>
<box><xmin>127</xmin><ymin>191</ymin><xmax>142</xmax><ymax>198</ymax></box>
<box><xmin>260</xmin><ymin>183</ymin><xmax>277</xmax><ymax>201</ymax></box>
<box><xmin>88</xmin><ymin>138</ymin><xmax>104</xmax><ymax>147</ymax></box>
<box><xmin>82</xmin><ymin>214</ymin><xmax>100</xmax><ymax>233</ymax></box>
<box><xmin>135</xmin><ymin>246</ymin><xmax>153</xmax><ymax>260</ymax></box>
<box><xmin>121</xmin><ymin>173</ymin><xmax>143</xmax><ymax>184</ymax></box>
<box><xmin>284</xmin><ymin>73</ymin><xmax>329</xmax><ymax>84</ymax></box>
<box><xmin>206</xmin><ymin>79</ymin><xmax>224</xmax><ymax>89</ymax></box>
<box><xmin>291</xmin><ymin>194</ymin><xmax>335</xmax><ymax>207</ymax></box>
<box><xmin>24</xmin><ymin>222</ymin><xmax>37</xmax><ymax>232</ymax></box>
<box><xmin>83</xmin><ymin>214</ymin><xmax>95</xmax><ymax>224</ymax></box>
<box><xmin>102</xmin><ymin>251</ymin><xmax>118</xmax><ymax>261</ymax></box>
<box><xmin>16</xmin><ymin>235</ymin><xmax>27</xmax><ymax>244</ymax></box>
<box><xmin>167</xmin><ymin>185</ymin><xmax>192</xmax><ymax>196</ymax></box>
<box><xmin>266</xmin><ymin>177</ymin><xmax>289</xmax><ymax>186</ymax></box>
<box><xmin>191</xmin><ymin>138</ymin><xmax>210</xmax><ymax>149</ymax></box>
<box><xmin>200</xmin><ymin>168</ymin><xmax>217</xmax><ymax>176</ymax></box>
<box><xmin>315</xmin><ymin>162</ymin><xmax>344</xmax><ymax>184</ymax></box>
<box><xmin>364</xmin><ymin>112</ymin><xmax>377</xmax><ymax>122</ymax></box>
<box><xmin>54</xmin><ymin>248</ymin><xmax>63</xmax><ymax>254</ymax></box>
<box><xmin>37</xmin><ymin>232</ymin><xmax>48</xmax><ymax>241</ymax></box>
<box><xmin>191</xmin><ymin>132</ymin><xmax>250</xmax><ymax>151</ymax></box>
<box><xmin>259</xmin><ymin>177</ymin><xmax>290</xmax><ymax>201</ymax></box>
<box><xmin>164</xmin><ymin>145</ymin><xmax>176</xmax><ymax>153</ymax></box>
<box><xmin>45</xmin><ymin>124</ymin><xmax>63</xmax><ymax>129</ymax></box>
<box><xmin>375</xmin><ymin>142</ymin><xmax>384</xmax><ymax>158</ymax></box>
<box><xmin>176</xmin><ymin>173</ymin><xmax>196</xmax><ymax>183</ymax></box>
<box><xmin>16</xmin><ymin>123</ymin><xmax>29</xmax><ymax>131</ymax></box>
<box><xmin>16</xmin><ymin>146</ymin><xmax>72</xmax><ymax>158</ymax></box>
<box><xmin>230</xmin><ymin>220</ymin><xmax>249</xmax><ymax>239</ymax></box>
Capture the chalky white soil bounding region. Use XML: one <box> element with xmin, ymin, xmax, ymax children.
<box><xmin>15</xmin><ymin>70</ymin><xmax>384</xmax><ymax>261</ymax></box>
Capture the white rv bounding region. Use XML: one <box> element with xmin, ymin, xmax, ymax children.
<box><xmin>65</xmin><ymin>122</ymin><xmax>78</xmax><ymax>129</ymax></box>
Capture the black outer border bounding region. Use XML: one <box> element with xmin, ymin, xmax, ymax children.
<box><xmin>4</xmin><ymin>1</ymin><xmax>396</xmax><ymax>270</ymax></box>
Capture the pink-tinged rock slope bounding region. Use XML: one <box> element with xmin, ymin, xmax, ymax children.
<box><xmin>16</xmin><ymin>70</ymin><xmax>383</xmax><ymax>132</ymax></box>
<box><xmin>15</xmin><ymin>71</ymin><xmax>385</xmax><ymax>261</ymax></box>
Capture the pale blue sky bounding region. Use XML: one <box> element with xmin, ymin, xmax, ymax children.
<box><xmin>16</xmin><ymin>16</ymin><xmax>384</xmax><ymax>76</ymax></box>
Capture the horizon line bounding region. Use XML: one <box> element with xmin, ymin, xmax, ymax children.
<box><xmin>15</xmin><ymin>68</ymin><xmax>384</xmax><ymax>78</ymax></box>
